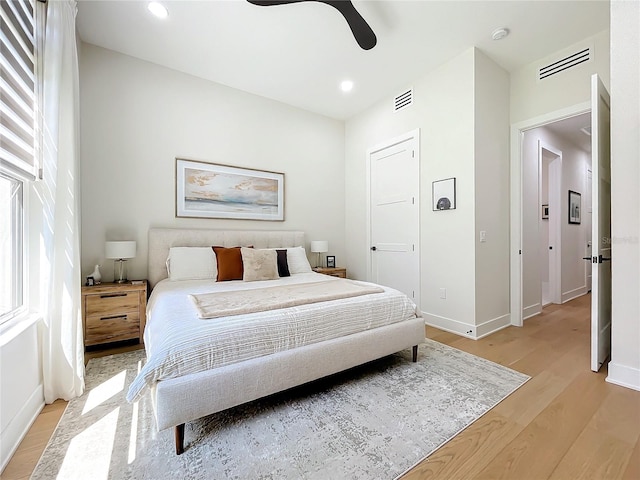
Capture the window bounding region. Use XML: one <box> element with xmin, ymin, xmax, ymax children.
<box><xmin>1</xmin><ymin>0</ymin><xmax>39</xmax><ymax>323</ymax></box>
<box><xmin>0</xmin><ymin>174</ymin><xmax>23</xmax><ymax>319</ymax></box>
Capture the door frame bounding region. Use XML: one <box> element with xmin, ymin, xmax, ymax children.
<box><xmin>366</xmin><ymin>128</ymin><xmax>420</xmax><ymax>306</ymax></box>
<box><xmin>510</xmin><ymin>102</ymin><xmax>590</xmax><ymax>326</ymax></box>
<box><xmin>539</xmin><ymin>141</ymin><xmax>563</xmax><ymax>306</ymax></box>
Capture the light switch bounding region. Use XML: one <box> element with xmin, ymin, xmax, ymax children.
<box><xmin>439</xmin><ymin>288</ymin><xmax>446</xmax><ymax>299</ymax></box>
<box><xmin>480</xmin><ymin>231</ymin><xmax>487</xmax><ymax>243</ymax></box>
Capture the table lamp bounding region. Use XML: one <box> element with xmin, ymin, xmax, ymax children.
<box><xmin>105</xmin><ymin>241</ymin><xmax>136</xmax><ymax>283</ymax></box>
<box><xmin>310</xmin><ymin>240</ymin><xmax>328</xmax><ymax>268</ymax></box>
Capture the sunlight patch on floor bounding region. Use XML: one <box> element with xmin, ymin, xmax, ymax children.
<box><xmin>127</xmin><ymin>360</ymin><xmax>143</xmax><ymax>464</ymax></box>
<box><xmin>82</xmin><ymin>370</ymin><xmax>126</xmax><ymax>415</ymax></box>
<box><xmin>58</xmin><ymin>408</ymin><xmax>119</xmax><ymax>480</ymax></box>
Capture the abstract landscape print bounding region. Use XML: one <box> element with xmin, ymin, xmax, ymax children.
<box><xmin>176</xmin><ymin>158</ymin><xmax>284</xmax><ymax>221</ymax></box>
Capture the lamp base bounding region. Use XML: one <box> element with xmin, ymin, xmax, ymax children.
<box><xmin>114</xmin><ymin>259</ymin><xmax>128</xmax><ymax>283</ymax></box>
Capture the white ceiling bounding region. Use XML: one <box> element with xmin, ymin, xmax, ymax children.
<box><xmin>76</xmin><ymin>0</ymin><xmax>609</xmax><ymax>120</ymax></box>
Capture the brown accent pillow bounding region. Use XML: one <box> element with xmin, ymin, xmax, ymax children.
<box><xmin>212</xmin><ymin>246</ymin><xmax>244</xmax><ymax>281</ymax></box>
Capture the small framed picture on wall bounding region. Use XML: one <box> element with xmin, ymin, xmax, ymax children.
<box><xmin>568</xmin><ymin>190</ymin><xmax>581</xmax><ymax>224</ymax></box>
<box><xmin>432</xmin><ymin>177</ymin><xmax>456</xmax><ymax>211</ymax></box>
<box><xmin>326</xmin><ymin>256</ymin><xmax>336</xmax><ymax>268</ymax></box>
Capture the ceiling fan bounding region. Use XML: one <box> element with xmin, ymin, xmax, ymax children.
<box><xmin>247</xmin><ymin>0</ymin><xmax>377</xmax><ymax>50</ymax></box>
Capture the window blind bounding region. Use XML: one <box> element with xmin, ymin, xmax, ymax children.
<box><xmin>1</xmin><ymin>0</ymin><xmax>38</xmax><ymax>180</ymax></box>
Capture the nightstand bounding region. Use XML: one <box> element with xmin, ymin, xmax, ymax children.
<box><xmin>313</xmin><ymin>267</ymin><xmax>347</xmax><ymax>278</ymax></box>
<box><xmin>81</xmin><ymin>281</ymin><xmax>147</xmax><ymax>347</ymax></box>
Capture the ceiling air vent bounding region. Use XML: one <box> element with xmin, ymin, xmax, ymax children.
<box><xmin>394</xmin><ymin>88</ymin><xmax>413</xmax><ymax>112</ymax></box>
<box><xmin>538</xmin><ymin>47</ymin><xmax>591</xmax><ymax>81</ymax></box>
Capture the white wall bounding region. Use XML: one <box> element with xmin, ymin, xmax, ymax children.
<box><xmin>345</xmin><ymin>49</ymin><xmax>475</xmax><ymax>335</ymax></box>
<box><xmin>345</xmin><ymin>48</ymin><xmax>510</xmax><ymax>338</ymax></box>
<box><xmin>511</xmin><ymin>30</ymin><xmax>610</xmax><ymax>124</ymax></box>
<box><xmin>473</xmin><ymin>50</ymin><xmax>511</xmax><ymax>336</ymax></box>
<box><xmin>0</xmin><ymin>321</ymin><xmax>42</xmax><ymax>471</ymax></box>
<box><xmin>607</xmin><ymin>0</ymin><xmax>640</xmax><ymax>391</ymax></box>
<box><xmin>79</xmin><ymin>44</ymin><xmax>346</xmax><ymax>281</ymax></box>
<box><xmin>522</xmin><ymin>127</ymin><xmax>590</xmax><ymax>314</ymax></box>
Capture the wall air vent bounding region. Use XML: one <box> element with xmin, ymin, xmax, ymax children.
<box><xmin>538</xmin><ymin>47</ymin><xmax>591</xmax><ymax>81</ymax></box>
<box><xmin>394</xmin><ymin>88</ymin><xmax>413</xmax><ymax>112</ymax></box>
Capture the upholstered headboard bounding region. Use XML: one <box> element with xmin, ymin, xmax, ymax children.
<box><xmin>147</xmin><ymin>228</ymin><xmax>306</xmax><ymax>288</ymax></box>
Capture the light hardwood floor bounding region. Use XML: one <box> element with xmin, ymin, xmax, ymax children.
<box><xmin>2</xmin><ymin>294</ymin><xmax>639</xmax><ymax>479</ymax></box>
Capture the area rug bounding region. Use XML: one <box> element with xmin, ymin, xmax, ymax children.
<box><xmin>31</xmin><ymin>339</ymin><xmax>529</xmax><ymax>480</ymax></box>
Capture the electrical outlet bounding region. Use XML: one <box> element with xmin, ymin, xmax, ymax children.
<box><xmin>439</xmin><ymin>288</ymin><xmax>446</xmax><ymax>299</ymax></box>
<box><xmin>466</xmin><ymin>329</ymin><xmax>473</xmax><ymax>335</ymax></box>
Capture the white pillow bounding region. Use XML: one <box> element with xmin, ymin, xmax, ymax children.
<box><xmin>286</xmin><ymin>246</ymin><xmax>313</xmax><ymax>274</ymax></box>
<box><xmin>167</xmin><ymin>247</ymin><xmax>217</xmax><ymax>281</ymax></box>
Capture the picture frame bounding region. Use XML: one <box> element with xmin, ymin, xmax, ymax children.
<box><xmin>176</xmin><ymin>158</ymin><xmax>284</xmax><ymax>221</ymax></box>
<box><xmin>542</xmin><ymin>204</ymin><xmax>549</xmax><ymax>219</ymax></box>
<box><xmin>432</xmin><ymin>177</ymin><xmax>456</xmax><ymax>211</ymax></box>
<box><xmin>86</xmin><ymin>276</ymin><xmax>94</xmax><ymax>286</ymax></box>
<box><xmin>326</xmin><ymin>255</ymin><xmax>336</xmax><ymax>268</ymax></box>
<box><xmin>568</xmin><ymin>190</ymin><xmax>581</xmax><ymax>224</ymax></box>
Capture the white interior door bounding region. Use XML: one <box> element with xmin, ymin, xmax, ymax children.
<box><xmin>590</xmin><ymin>74</ymin><xmax>612</xmax><ymax>372</ymax></box>
<box><xmin>369</xmin><ymin>132</ymin><xmax>420</xmax><ymax>306</ymax></box>
<box><xmin>548</xmin><ymin>156</ymin><xmax>562</xmax><ymax>305</ymax></box>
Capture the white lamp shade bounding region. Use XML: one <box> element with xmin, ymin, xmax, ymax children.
<box><xmin>105</xmin><ymin>241</ymin><xmax>137</xmax><ymax>260</ymax></box>
<box><xmin>310</xmin><ymin>240</ymin><xmax>329</xmax><ymax>253</ymax></box>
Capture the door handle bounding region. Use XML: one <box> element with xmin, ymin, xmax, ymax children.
<box><xmin>582</xmin><ymin>257</ymin><xmax>592</xmax><ymax>260</ymax></box>
<box><xmin>598</xmin><ymin>255</ymin><xmax>611</xmax><ymax>263</ymax></box>
<box><xmin>371</xmin><ymin>246</ymin><xmax>377</xmax><ymax>251</ymax></box>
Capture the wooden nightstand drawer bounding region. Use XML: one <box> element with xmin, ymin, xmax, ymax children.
<box><xmin>81</xmin><ymin>281</ymin><xmax>147</xmax><ymax>348</ymax></box>
<box><xmin>85</xmin><ymin>291</ymin><xmax>140</xmax><ymax>316</ymax></box>
<box><xmin>85</xmin><ymin>311</ymin><xmax>140</xmax><ymax>346</ymax></box>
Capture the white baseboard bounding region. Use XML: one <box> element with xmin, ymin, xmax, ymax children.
<box><xmin>423</xmin><ymin>312</ymin><xmax>510</xmax><ymax>340</ymax></box>
<box><xmin>562</xmin><ymin>285</ymin><xmax>587</xmax><ymax>304</ymax></box>
<box><xmin>476</xmin><ymin>314</ymin><xmax>511</xmax><ymax>339</ymax></box>
<box><xmin>523</xmin><ymin>302</ymin><xmax>541</xmax><ymax>320</ymax></box>
<box><xmin>423</xmin><ymin>312</ymin><xmax>477</xmax><ymax>339</ymax></box>
<box><xmin>0</xmin><ymin>384</ymin><xmax>44</xmax><ymax>473</ymax></box>
<box><xmin>606</xmin><ymin>362</ymin><xmax>640</xmax><ymax>392</ymax></box>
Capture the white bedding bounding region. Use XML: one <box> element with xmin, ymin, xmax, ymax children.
<box><xmin>126</xmin><ymin>272</ymin><xmax>418</xmax><ymax>402</ymax></box>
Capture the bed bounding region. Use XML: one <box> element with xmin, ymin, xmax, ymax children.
<box><xmin>128</xmin><ymin>228</ymin><xmax>425</xmax><ymax>454</ymax></box>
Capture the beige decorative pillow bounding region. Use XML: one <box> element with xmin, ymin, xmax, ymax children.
<box><xmin>241</xmin><ymin>247</ymin><xmax>279</xmax><ymax>282</ymax></box>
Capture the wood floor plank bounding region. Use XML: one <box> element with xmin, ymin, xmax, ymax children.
<box><xmin>622</xmin><ymin>436</ymin><xmax>640</xmax><ymax>480</ymax></box>
<box><xmin>472</xmin><ymin>370</ymin><xmax>610</xmax><ymax>480</ymax></box>
<box><xmin>401</xmin><ymin>411</ymin><xmax>524</xmax><ymax>480</ymax></box>
<box><xmin>549</xmin><ymin>386</ymin><xmax>640</xmax><ymax>479</ymax></box>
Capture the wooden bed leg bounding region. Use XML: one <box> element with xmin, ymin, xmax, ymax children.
<box><xmin>175</xmin><ymin>424</ymin><xmax>185</xmax><ymax>455</ymax></box>
<box><xmin>412</xmin><ymin>345</ymin><xmax>418</xmax><ymax>362</ymax></box>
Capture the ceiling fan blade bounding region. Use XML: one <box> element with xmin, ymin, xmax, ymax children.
<box><xmin>247</xmin><ymin>0</ymin><xmax>377</xmax><ymax>50</ymax></box>
<box><xmin>324</xmin><ymin>0</ymin><xmax>376</xmax><ymax>50</ymax></box>
<box><xmin>247</xmin><ymin>0</ymin><xmax>310</xmax><ymax>5</ymax></box>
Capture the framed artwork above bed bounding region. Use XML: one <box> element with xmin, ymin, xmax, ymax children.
<box><xmin>175</xmin><ymin>158</ymin><xmax>285</xmax><ymax>221</ymax></box>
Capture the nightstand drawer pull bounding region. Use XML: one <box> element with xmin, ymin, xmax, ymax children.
<box><xmin>100</xmin><ymin>293</ymin><xmax>127</xmax><ymax>298</ymax></box>
<box><xmin>100</xmin><ymin>315</ymin><xmax>128</xmax><ymax>321</ymax></box>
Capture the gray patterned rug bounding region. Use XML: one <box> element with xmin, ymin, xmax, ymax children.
<box><xmin>31</xmin><ymin>339</ymin><xmax>528</xmax><ymax>480</ymax></box>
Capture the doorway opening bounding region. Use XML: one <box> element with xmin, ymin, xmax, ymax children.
<box><xmin>510</xmin><ymin>103</ymin><xmax>593</xmax><ymax>327</ymax></box>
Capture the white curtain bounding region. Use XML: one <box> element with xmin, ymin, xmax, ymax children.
<box><xmin>37</xmin><ymin>0</ymin><xmax>84</xmax><ymax>402</ymax></box>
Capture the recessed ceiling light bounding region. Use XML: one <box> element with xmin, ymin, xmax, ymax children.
<box><xmin>340</xmin><ymin>80</ymin><xmax>354</xmax><ymax>92</ymax></box>
<box><xmin>491</xmin><ymin>27</ymin><xmax>509</xmax><ymax>41</ymax></box>
<box><xmin>148</xmin><ymin>2</ymin><xmax>168</xmax><ymax>19</ymax></box>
